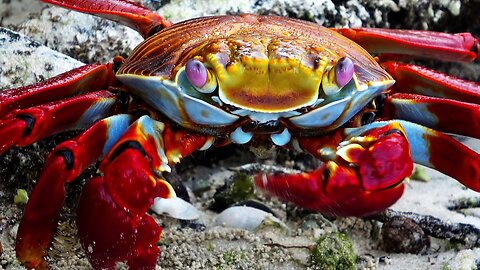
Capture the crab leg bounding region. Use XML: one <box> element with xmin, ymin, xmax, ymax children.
<box><xmin>76</xmin><ymin>115</ymin><xmax>211</xmax><ymax>269</ymax></box>
<box><xmin>255</xmin><ymin>122</ymin><xmax>413</xmax><ymax>217</ymax></box>
<box><xmin>398</xmin><ymin>121</ymin><xmax>480</xmax><ymax>192</ymax></box>
<box><xmin>347</xmin><ymin>121</ymin><xmax>480</xmax><ymax>192</ymax></box>
<box><xmin>372</xmin><ymin>61</ymin><xmax>480</xmax><ymax>138</ymax></box>
<box><xmin>0</xmin><ymin>90</ymin><xmax>119</xmax><ymax>155</ymax></box>
<box><xmin>382</xmin><ymin>93</ymin><xmax>480</xmax><ymax>139</ymax></box>
<box><xmin>0</xmin><ymin>64</ymin><xmax>111</xmax><ymax>118</ymax></box>
<box><xmin>16</xmin><ymin>114</ymin><xmax>134</xmax><ymax>269</ymax></box>
<box><xmin>334</xmin><ymin>28</ymin><xmax>479</xmax><ymax>62</ymax></box>
<box><xmin>41</xmin><ymin>0</ymin><xmax>172</xmax><ymax>37</ymax></box>
<box><xmin>382</xmin><ymin>62</ymin><xmax>480</xmax><ymax>104</ymax></box>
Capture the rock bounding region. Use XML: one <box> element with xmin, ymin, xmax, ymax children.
<box><xmin>445</xmin><ymin>248</ymin><xmax>480</xmax><ymax>270</ymax></box>
<box><xmin>0</xmin><ymin>27</ymin><xmax>82</xmax><ymax>89</ymax></box>
<box><xmin>209</xmin><ymin>172</ymin><xmax>255</xmax><ymax>212</ymax></box>
<box><xmin>214</xmin><ymin>205</ymin><xmax>286</xmax><ymax>231</ymax></box>
<box><xmin>381</xmin><ymin>216</ymin><xmax>430</xmax><ymax>254</ymax></box>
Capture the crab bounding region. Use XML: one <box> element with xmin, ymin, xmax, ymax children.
<box><xmin>0</xmin><ymin>0</ymin><xmax>479</xmax><ymax>269</ymax></box>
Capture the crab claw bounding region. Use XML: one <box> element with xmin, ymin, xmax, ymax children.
<box><xmin>77</xmin><ymin>147</ymin><xmax>175</xmax><ymax>269</ymax></box>
<box><xmin>255</xmin><ymin>122</ymin><xmax>413</xmax><ymax>217</ymax></box>
<box><xmin>76</xmin><ymin>116</ymin><xmax>175</xmax><ymax>269</ymax></box>
<box><xmin>75</xmin><ymin>115</ymin><xmax>211</xmax><ymax>269</ymax></box>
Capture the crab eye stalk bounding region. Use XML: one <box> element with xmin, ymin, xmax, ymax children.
<box><xmin>185</xmin><ymin>59</ymin><xmax>217</xmax><ymax>93</ymax></box>
<box><xmin>322</xmin><ymin>57</ymin><xmax>354</xmax><ymax>96</ymax></box>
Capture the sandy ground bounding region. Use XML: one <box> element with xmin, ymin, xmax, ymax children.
<box><xmin>1</xmin><ymin>0</ymin><xmax>480</xmax><ymax>269</ymax></box>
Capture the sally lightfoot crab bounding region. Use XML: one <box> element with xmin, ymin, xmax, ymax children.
<box><xmin>1</xmin><ymin>0</ymin><xmax>479</xmax><ymax>269</ymax></box>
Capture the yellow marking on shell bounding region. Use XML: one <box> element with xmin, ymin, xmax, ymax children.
<box><xmin>208</xmin><ymin>43</ymin><xmax>325</xmax><ymax>113</ymax></box>
<box><xmin>322</xmin><ymin>64</ymin><xmax>337</xmax><ymax>95</ymax></box>
<box><xmin>206</xmin><ymin>54</ymin><xmax>226</xmax><ymax>72</ymax></box>
<box><xmin>315</xmin><ymin>57</ymin><xmax>329</xmax><ymax>77</ymax></box>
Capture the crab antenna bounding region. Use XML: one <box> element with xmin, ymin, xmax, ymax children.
<box><xmin>41</xmin><ymin>0</ymin><xmax>172</xmax><ymax>38</ymax></box>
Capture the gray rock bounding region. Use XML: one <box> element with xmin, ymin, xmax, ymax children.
<box><xmin>0</xmin><ymin>28</ymin><xmax>82</xmax><ymax>89</ymax></box>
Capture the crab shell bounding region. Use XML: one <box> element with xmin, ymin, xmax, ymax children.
<box><xmin>116</xmin><ymin>14</ymin><xmax>394</xmax><ymax>144</ymax></box>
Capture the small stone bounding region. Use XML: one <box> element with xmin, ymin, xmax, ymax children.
<box><xmin>379</xmin><ymin>255</ymin><xmax>391</xmax><ymax>265</ymax></box>
<box><xmin>381</xmin><ymin>216</ymin><xmax>430</xmax><ymax>254</ymax></box>
<box><xmin>448</xmin><ymin>0</ymin><xmax>461</xmax><ymax>16</ymax></box>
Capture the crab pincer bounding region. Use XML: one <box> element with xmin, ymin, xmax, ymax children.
<box><xmin>255</xmin><ymin>122</ymin><xmax>413</xmax><ymax>217</ymax></box>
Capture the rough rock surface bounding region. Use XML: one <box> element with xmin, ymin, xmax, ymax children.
<box><xmin>0</xmin><ymin>0</ymin><xmax>479</xmax><ymax>269</ymax></box>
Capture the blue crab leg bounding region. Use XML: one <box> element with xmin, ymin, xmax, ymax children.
<box><xmin>16</xmin><ymin>114</ymin><xmax>134</xmax><ymax>269</ymax></box>
<box><xmin>383</xmin><ymin>93</ymin><xmax>480</xmax><ymax>139</ymax></box>
<box><xmin>41</xmin><ymin>0</ymin><xmax>172</xmax><ymax>37</ymax></box>
<box><xmin>346</xmin><ymin>121</ymin><xmax>480</xmax><ymax>192</ymax></box>
<box><xmin>0</xmin><ymin>90</ymin><xmax>119</xmax><ymax>155</ymax></box>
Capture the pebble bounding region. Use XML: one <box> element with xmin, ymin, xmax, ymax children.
<box><xmin>381</xmin><ymin>216</ymin><xmax>430</xmax><ymax>254</ymax></box>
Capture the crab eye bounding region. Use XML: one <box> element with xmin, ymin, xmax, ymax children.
<box><xmin>335</xmin><ymin>57</ymin><xmax>354</xmax><ymax>87</ymax></box>
<box><xmin>185</xmin><ymin>59</ymin><xmax>218</xmax><ymax>94</ymax></box>
<box><xmin>322</xmin><ymin>57</ymin><xmax>354</xmax><ymax>96</ymax></box>
<box><xmin>186</xmin><ymin>59</ymin><xmax>208</xmax><ymax>88</ymax></box>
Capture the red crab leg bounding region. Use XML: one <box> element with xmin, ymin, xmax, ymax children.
<box><xmin>377</xmin><ymin>62</ymin><xmax>480</xmax><ymax>138</ymax></box>
<box><xmin>41</xmin><ymin>0</ymin><xmax>172</xmax><ymax>38</ymax></box>
<box><xmin>16</xmin><ymin>114</ymin><xmax>134</xmax><ymax>269</ymax></box>
<box><xmin>0</xmin><ymin>90</ymin><xmax>119</xmax><ymax>155</ymax></box>
<box><xmin>0</xmin><ymin>64</ymin><xmax>111</xmax><ymax>118</ymax></box>
<box><xmin>347</xmin><ymin>121</ymin><xmax>480</xmax><ymax>192</ymax></box>
<box><xmin>255</xmin><ymin>122</ymin><xmax>413</xmax><ymax>217</ymax></box>
<box><xmin>76</xmin><ymin>116</ymin><xmax>211</xmax><ymax>269</ymax></box>
<box><xmin>334</xmin><ymin>28</ymin><xmax>479</xmax><ymax>62</ymax></box>
<box><xmin>383</xmin><ymin>93</ymin><xmax>480</xmax><ymax>139</ymax></box>
<box><xmin>393</xmin><ymin>120</ymin><xmax>480</xmax><ymax>192</ymax></box>
<box><xmin>382</xmin><ymin>61</ymin><xmax>480</xmax><ymax>104</ymax></box>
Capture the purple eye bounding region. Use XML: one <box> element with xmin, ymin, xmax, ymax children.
<box><xmin>335</xmin><ymin>57</ymin><xmax>354</xmax><ymax>87</ymax></box>
<box><xmin>186</xmin><ymin>59</ymin><xmax>207</xmax><ymax>88</ymax></box>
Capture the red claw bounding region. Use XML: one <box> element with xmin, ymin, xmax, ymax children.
<box><xmin>256</xmin><ymin>124</ymin><xmax>413</xmax><ymax>217</ymax></box>
<box><xmin>77</xmin><ymin>148</ymin><xmax>170</xmax><ymax>269</ymax></box>
<box><xmin>255</xmin><ymin>164</ymin><xmax>406</xmax><ymax>217</ymax></box>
